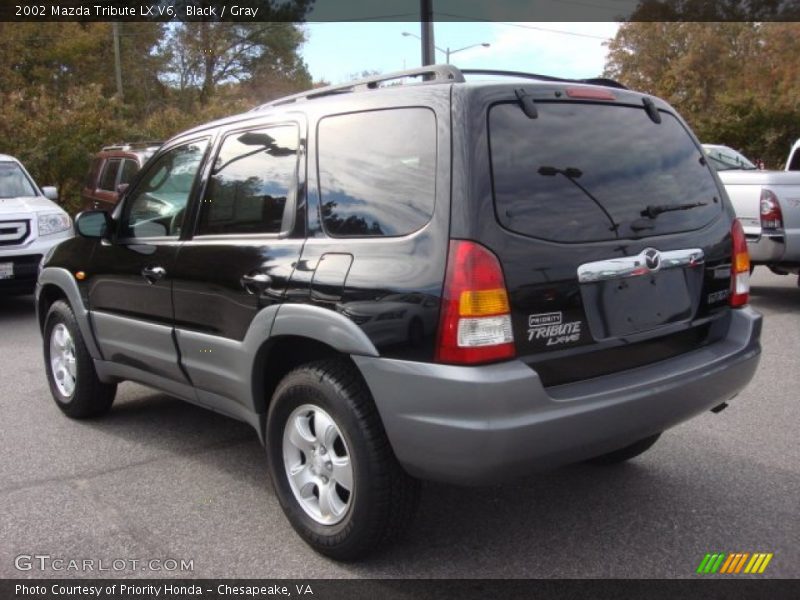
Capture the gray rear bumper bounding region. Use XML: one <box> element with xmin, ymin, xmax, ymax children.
<box><xmin>747</xmin><ymin>232</ymin><xmax>785</xmax><ymax>264</ymax></box>
<box><xmin>354</xmin><ymin>307</ymin><xmax>762</xmax><ymax>485</ymax></box>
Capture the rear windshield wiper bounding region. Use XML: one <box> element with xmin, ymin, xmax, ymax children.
<box><xmin>640</xmin><ymin>201</ymin><xmax>707</xmax><ymax>219</ymax></box>
<box><xmin>538</xmin><ymin>166</ymin><xmax>620</xmax><ymax>237</ymax></box>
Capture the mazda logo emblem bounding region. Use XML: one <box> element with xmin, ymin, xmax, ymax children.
<box><xmin>643</xmin><ymin>248</ymin><xmax>661</xmax><ymax>270</ymax></box>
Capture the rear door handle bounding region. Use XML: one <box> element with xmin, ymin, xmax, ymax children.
<box><xmin>142</xmin><ymin>265</ymin><xmax>166</xmax><ymax>284</ymax></box>
<box><xmin>241</xmin><ymin>272</ymin><xmax>272</xmax><ymax>294</ymax></box>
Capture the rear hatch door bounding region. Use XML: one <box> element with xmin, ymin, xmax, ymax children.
<box><xmin>468</xmin><ymin>86</ymin><xmax>734</xmax><ymax>384</ymax></box>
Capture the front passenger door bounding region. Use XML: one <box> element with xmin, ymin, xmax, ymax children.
<box><xmin>87</xmin><ymin>139</ymin><xmax>209</xmax><ymax>382</ymax></box>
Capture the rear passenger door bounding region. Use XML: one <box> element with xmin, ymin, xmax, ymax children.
<box><xmin>170</xmin><ymin>120</ymin><xmax>306</xmax><ymax>403</ymax></box>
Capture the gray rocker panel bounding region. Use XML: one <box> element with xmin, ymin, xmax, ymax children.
<box><xmin>92</xmin><ymin>311</ymin><xmax>189</xmax><ymax>383</ymax></box>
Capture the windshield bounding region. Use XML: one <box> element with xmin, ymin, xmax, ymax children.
<box><xmin>703</xmin><ymin>146</ymin><xmax>757</xmax><ymax>171</ymax></box>
<box><xmin>0</xmin><ymin>162</ymin><xmax>37</xmax><ymax>198</ymax></box>
<box><xmin>489</xmin><ymin>102</ymin><xmax>722</xmax><ymax>243</ymax></box>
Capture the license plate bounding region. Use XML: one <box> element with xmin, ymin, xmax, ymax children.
<box><xmin>0</xmin><ymin>262</ymin><xmax>13</xmax><ymax>280</ymax></box>
<box><xmin>582</xmin><ymin>269</ymin><xmax>693</xmax><ymax>339</ymax></box>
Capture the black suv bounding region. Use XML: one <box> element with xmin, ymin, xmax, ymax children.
<box><xmin>37</xmin><ymin>66</ymin><xmax>762</xmax><ymax>560</ymax></box>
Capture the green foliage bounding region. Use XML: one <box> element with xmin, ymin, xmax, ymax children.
<box><xmin>0</xmin><ymin>13</ymin><xmax>312</xmax><ymax>214</ymax></box>
<box><xmin>605</xmin><ymin>23</ymin><xmax>800</xmax><ymax>168</ymax></box>
<box><xmin>0</xmin><ymin>86</ymin><xmax>131</xmax><ymax>214</ymax></box>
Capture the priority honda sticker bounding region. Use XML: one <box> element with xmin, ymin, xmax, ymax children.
<box><xmin>528</xmin><ymin>312</ymin><xmax>562</xmax><ymax>327</ymax></box>
<box><xmin>527</xmin><ymin>311</ymin><xmax>583</xmax><ymax>346</ymax></box>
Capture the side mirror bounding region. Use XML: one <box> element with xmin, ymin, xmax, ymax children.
<box><xmin>75</xmin><ymin>210</ymin><xmax>114</xmax><ymax>240</ymax></box>
<box><xmin>42</xmin><ymin>186</ymin><xmax>59</xmax><ymax>201</ymax></box>
<box><xmin>116</xmin><ymin>183</ymin><xmax>129</xmax><ymax>196</ymax></box>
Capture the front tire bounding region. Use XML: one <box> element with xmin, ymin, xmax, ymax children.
<box><xmin>43</xmin><ymin>300</ymin><xmax>116</xmax><ymax>419</ymax></box>
<box><xmin>266</xmin><ymin>359</ymin><xmax>420</xmax><ymax>560</ymax></box>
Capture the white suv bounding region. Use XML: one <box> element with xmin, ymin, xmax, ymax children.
<box><xmin>0</xmin><ymin>154</ymin><xmax>72</xmax><ymax>294</ymax></box>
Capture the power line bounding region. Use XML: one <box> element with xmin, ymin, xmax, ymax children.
<box><xmin>547</xmin><ymin>0</ymin><xmax>633</xmax><ymax>14</ymax></box>
<box><xmin>495</xmin><ymin>22</ymin><xmax>612</xmax><ymax>40</ymax></box>
<box><xmin>306</xmin><ymin>13</ymin><xmax>421</xmax><ymax>23</ymax></box>
<box><xmin>434</xmin><ymin>14</ymin><xmax>613</xmax><ymax>40</ymax></box>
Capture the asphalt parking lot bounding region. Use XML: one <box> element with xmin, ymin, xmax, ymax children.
<box><xmin>1</xmin><ymin>269</ymin><xmax>798</xmax><ymax>579</ymax></box>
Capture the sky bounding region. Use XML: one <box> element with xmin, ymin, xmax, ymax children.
<box><xmin>300</xmin><ymin>22</ymin><xmax>621</xmax><ymax>85</ymax></box>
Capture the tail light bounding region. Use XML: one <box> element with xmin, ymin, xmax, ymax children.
<box><xmin>730</xmin><ymin>219</ymin><xmax>750</xmax><ymax>308</ymax></box>
<box><xmin>435</xmin><ymin>240</ymin><xmax>515</xmax><ymax>365</ymax></box>
<box><xmin>759</xmin><ymin>188</ymin><xmax>783</xmax><ymax>230</ymax></box>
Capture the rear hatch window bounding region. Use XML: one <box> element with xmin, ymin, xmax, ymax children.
<box><xmin>489</xmin><ymin>101</ymin><xmax>722</xmax><ymax>243</ymax></box>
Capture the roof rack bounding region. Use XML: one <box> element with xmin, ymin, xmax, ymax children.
<box><xmin>252</xmin><ymin>65</ymin><xmax>465</xmax><ymax>111</ymax></box>
<box><xmin>251</xmin><ymin>65</ymin><xmax>628</xmax><ymax>112</ymax></box>
<box><xmin>101</xmin><ymin>141</ymin><xmax>163</xmax><ymax>152</ymax></box>
<box><xmin>459</xmin><ymin>69</ymin><xmax>628</xmax><ymax>90</ymax></box>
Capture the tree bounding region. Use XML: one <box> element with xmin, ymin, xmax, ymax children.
<box><xmin>161</xmin><ymin>22</ymin><xmax>312</xmax><ymax>105</ymax></box>
<box><xmin>604</xmin><ymin>22</ymin><xmax>800</xmax><ymax>167</ymax></box>
<box><xmin>0</xmin><ymin>2</ymin><xmax>316</xmax><ymax>212</ymax></box>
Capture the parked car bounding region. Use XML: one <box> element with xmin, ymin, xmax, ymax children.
<box><xmin>787</xmin><ymin>138</ymin><xmax>800</xmax><ymax>171</ymax></box>
<box><xmin>0</xmin><ymin>154</ymin><xmax>72</xmax><ymax>295</ymax></box>
<box><xmin>81</xmin><ymin>142</ymin><xmax>161</xmax><ymax>212</ymax></box>
<box><xmin>703</xmin><ymin>144</ymin><xmax>800</xmax><ymax>283</ymax></box>
<box><xmin>38</xmin><ymin>66</ymin><xmax>761</xmax><ymax>560</ymax></box>
<box><xmin>703</xmin><ymin>144</ymin><xmax>758</xmax><ymax>171</ymax></box>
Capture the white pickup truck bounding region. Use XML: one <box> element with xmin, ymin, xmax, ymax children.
<box><xmin>787</xmin><ymin>138</ymin><xmax>800</xmax><ymax>171</ymax></box>
<box><xmin>704</xmin><ymin>144</ymin><xmax>800</xmax><ymax>284</ymax></box>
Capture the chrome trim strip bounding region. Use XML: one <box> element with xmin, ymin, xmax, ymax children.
<box><xmin>0</xmin><ymin>220</ymin><xmax>29</xmax><ymax>244</ymax></box>
<box><xmin>577</xmin><ymin>248</ymin><xmax>704</xmax><ymax>283</ymax></box>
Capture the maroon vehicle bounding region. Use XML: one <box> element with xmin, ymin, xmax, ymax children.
<box><xmin>81</xmin><ymin>142</ymin><xmax>161</xmax><ymax>211</ymax></box>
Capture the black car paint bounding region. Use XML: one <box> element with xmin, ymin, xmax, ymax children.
<box><xmin>48</xmin><ymin>88</ymin><xmax>451</xmax><ymax>370</ymax></box>
<box><xmin>44</xmin><ymin>80</ymin><xmax>736</xmax><ymax>387</ymax></box>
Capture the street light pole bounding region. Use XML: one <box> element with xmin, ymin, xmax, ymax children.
<box><xmin>112</xmin><ymin>22</ymin><xmax>123</xmax><ymax>100</ymax></box>
<box><xmin>420</xmin><ymin>0</ymin><xmax>435</xmax><ymax>66</ymax></box>
<box><xmin>402</xmin><ymin>32</ymin><xmax>490</xmax><ymax>65</ymax></box>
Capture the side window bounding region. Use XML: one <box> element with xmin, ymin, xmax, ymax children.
<box><xmin>119</xmin><ymin>159</ymin><xmax>139</xmax><ymax>186</ymax></box>
<box><xmin>789</xmin><ymin>149</ymin><xmax>800</xmax><ymax>171</ymax></box>
<box><xmin>198</xmin><ymin>125</ymin><xmax>299</xmax><ymax>236</ymax></box>
<box><xmin>317</xmin><ymin>108</ymin><xmax>436</xmax><ymax>237</ymax></box>
<box><xmin>98</xmin><ymin>159</ymin><xmax>121</xmax><ymax>191</ymax></box>
<box><xmin>120</xmin><ymin>140</ymin><xmax>208</xmax><ymax>239</ymax></box>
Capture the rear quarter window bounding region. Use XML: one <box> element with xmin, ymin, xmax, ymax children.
<box><xmin>317</xmin><ymin>107</ymin><xmax>436</xmax><ymax>238</ymax></box>
<box><xmin>489</xmin><ymin>101</ymin><xmax>722</xmax><ymax>243</ymax></box>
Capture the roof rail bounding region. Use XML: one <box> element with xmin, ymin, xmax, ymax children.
<box><xmin>459</xmin><ymin>69</ymin><xmax>628</xmax><ymax>90</ymax></box>
<box><xmin>252</xmin><ymin>65</ymin><xmax>465</xmax><ymax>111</ymax></box>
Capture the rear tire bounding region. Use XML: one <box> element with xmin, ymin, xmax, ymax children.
<box><xmin>44</xmin><ymin>300</ymin><xmax>116</xmax><ymax>419</ymax></box>
<box><xmin>266</xmin><ymin>358</ymin><xmax>420</xmax><ymax>560</ymax></box>
<box><xmin>586</xmin><ymin>433</ymin><xmax>661</xmax><ymax>465</ymax></box>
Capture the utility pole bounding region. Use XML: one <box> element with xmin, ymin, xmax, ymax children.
<box><xmin>112</xmin><ymin>22</ymin><xmax>124</xmax><ymax>100</ymax></box>
<box><xmin>420</xmin><ymin>0</ymin><xmax>435</xmax><ymax>66</ymax></box>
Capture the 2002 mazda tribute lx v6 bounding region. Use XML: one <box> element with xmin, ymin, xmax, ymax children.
<box><xmin>36</xmin><ymin>66</ymin><xmax>762</xmax><ymax>560</ymax></box>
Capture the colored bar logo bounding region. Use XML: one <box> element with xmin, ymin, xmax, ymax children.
<box><xmin>696</xmin><ymin>552</ymin><xmax>773</xmax><ymax>574</ymax></box>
